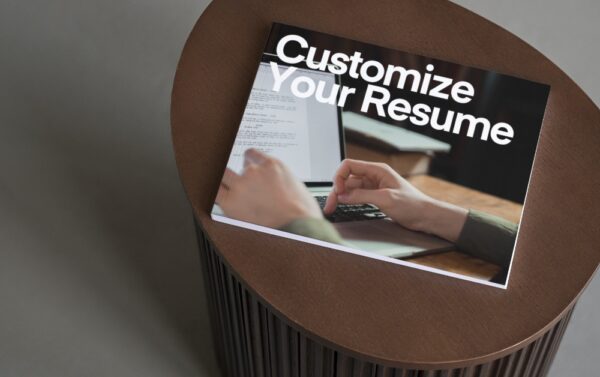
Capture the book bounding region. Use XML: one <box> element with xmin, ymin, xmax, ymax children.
<box><xmin>211</xmin><ymin>22</ymin><xmax>549</xmax><ymax>288</ymax></box>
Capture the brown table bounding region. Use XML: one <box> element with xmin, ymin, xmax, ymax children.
<box><xmin>170</xmin><ymin>1</ymin><xmax>600</xmax><ymax>376</ymax></box>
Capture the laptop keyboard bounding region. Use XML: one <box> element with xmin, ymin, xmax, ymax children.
<box><xmin>315</xmin><ymin>196</ymin><xmax>387</xmax><ymax>223</ymax></box>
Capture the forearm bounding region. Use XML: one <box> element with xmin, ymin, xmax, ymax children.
<box><xmin>413</xmin><ymin>199</ymin><xmax>469</xmax><ymax>242</ymax></box>
<box><xmin>455</xmin><ymin>210</ymin><xmax>518</xmax><ymax>269</ymax></box>
<box><xmin>414</xmin><ymin>201</ymin><xmax>517</xmax><ymax>269</ymax></box>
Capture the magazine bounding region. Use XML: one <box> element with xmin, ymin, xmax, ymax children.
<box><xmin>211</xmin><ymin>23</ymin><xmax>549</xmax><ymax>288</ymax></box>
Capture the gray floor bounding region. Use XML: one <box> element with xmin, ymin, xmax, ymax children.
<box><xmin>0</xmin><ymin>1</ymin><xmax>597</xmax><ymax>376</ymax></box>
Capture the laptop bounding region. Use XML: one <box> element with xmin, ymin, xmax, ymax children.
<box><xmin>215</xmin><ymin>55</ymin><xmax>453</xmax><ymax>259</ymax></box>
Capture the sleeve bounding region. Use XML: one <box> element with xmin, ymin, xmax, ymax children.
<box><xmin>280</xmin><ymin>217</ymin><xmax>344</xmax><ymax>245</ymax></box>
<box><xmin>456</xmin><ymin>209</ymin><xmax>518</xmax><ymax>271</ymax></box>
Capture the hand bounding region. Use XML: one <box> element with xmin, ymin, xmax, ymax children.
<box><xmin>324</xmin><ymin>159</ymin><xmax>468</xmax><ymax>242</ymax></box>
<box><xmin>216</xmin><ymin>148</ymin><xmax>323</xmax><ymax>229</ymax></box>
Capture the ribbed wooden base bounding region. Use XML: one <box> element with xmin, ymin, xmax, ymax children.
<box><xmin>196</xmin><ymin>223</ymin><xmax>572</xmax><ymax>377</ymax></box>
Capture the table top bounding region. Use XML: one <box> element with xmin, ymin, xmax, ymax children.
<box><xmin>170</xmin><ymin>0</ymin><xmax>600</xmax><ymax>369</ymax></box>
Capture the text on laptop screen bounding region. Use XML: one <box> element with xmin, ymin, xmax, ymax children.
<box><xmin>226</xmin><ymin>62</ymin><xmax>342</xmax><ymax>183</ymax></box>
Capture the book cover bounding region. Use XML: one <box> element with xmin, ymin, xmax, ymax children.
<box><xmin>211</xmin><ymin>23</ymin><xmax>549</xmax><ymax>288</ymax></box>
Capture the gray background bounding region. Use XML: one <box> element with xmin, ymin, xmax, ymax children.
<box><xmin>0</xmin><ymin>0</ymin><xmax>597</xmax><ymax>376</ymax></box>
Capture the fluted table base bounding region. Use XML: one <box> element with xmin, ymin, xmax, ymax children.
<box><xmin>195</xmin><ymin>223</ymin><xmax>572</xmax><ymax>377</ymax></box>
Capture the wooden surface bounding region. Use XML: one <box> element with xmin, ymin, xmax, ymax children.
<box><xmin>346</xmin><ymin>142</ymin><xmax>432</xmax><ymax>176</ymax></box>
<box><xmin>409</xmin><ymin>251</ymin><xmax>502</xmax><ymax>281</ymax></box>
<box><xmin>407</xmin><ymin>175</ymin><xmax>522</xmax><ymax>280</ymax></box>
<box><xmin>170</xmin><ymin>0</ymin><xmax>600</xmax><ymax>369</ymax></box>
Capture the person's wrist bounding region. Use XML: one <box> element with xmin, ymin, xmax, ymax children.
<box><xmin>417</xmin><ymin>198</ymin><xmax>468</xmax><ymax>242</ymax></box>
<box><xmin>405</xmin><ymin>197</ymin><xmax>441</xmax><ymax>233</ymax></box>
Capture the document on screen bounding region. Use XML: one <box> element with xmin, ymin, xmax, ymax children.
<box><xmin>226</xmin><ymin>63</ymin><xmax>312</xmax><ymax>180</ymax></box>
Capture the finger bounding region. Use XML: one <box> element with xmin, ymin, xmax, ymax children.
<box><xmin>338</xmin><ymin>188</ymin><xmax>385</xmax><ymax>207</ymax></box>
<box><xmin>344</xmin><ymin>175</ymin><xmax>365</xmax><ymax>190</ymax></box>
<box><xmin>333</xmin><ymin>159</ymin><xmax>386</xmax><ymax>195</ymax></box>
<box><xmin>221</xmin><ymin>168</ymin><xmax>240</xmax><ymax>188</ymax></box>
<box><xmin>243</xmin><ymin>156</ymin><xmax>253</xmax><ymax>169</ymax></box>
<box><xmin>344</xmin><ymin>175</ymin><xmax>379</xmax><ymax>192</ymax></box>
<box><xmin>323</xmin><ymin>189</ymin><xmax>337</xmax><ymax>214</ymax></box>
<box><xmin>215</xmin><ymin>183</ymin><xmax>229</xmax><ymax>206</ymax></box>
<box><xmin>244</xmin><ymin>148</ymin><xmax>268</xmax><ymax>165</ymax></box>
<box><xmin>357</xmin><ymin>175</ymin><xmax>378</xmax><ymax>190</ymax></box>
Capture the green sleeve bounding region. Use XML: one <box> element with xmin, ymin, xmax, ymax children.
<box><xmin>280</xmin><ymin>218</ymin><xmax>344</xmax><ymax>245</ymax></box>
<box><xmin>456</xmin><ymin>209</ymin><xmax>518</xmax><ymax>270</ymax></box>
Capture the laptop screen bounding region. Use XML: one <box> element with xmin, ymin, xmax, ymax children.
<box><xmin>226</xmin><ymin>61</ymin><xmax>343</xmax><ymax>185</ymax></box>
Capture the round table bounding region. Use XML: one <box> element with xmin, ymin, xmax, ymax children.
<box><xmin>170</xmin><ymin>1</ymin><xmax>600</xmax><ymax>376</ymax></box>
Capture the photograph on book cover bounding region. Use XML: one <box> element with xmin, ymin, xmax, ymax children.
<box><xmin>212</xmin><ymin>23</ymin><xmax>549</xmax><ymax>288</ymax></box>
